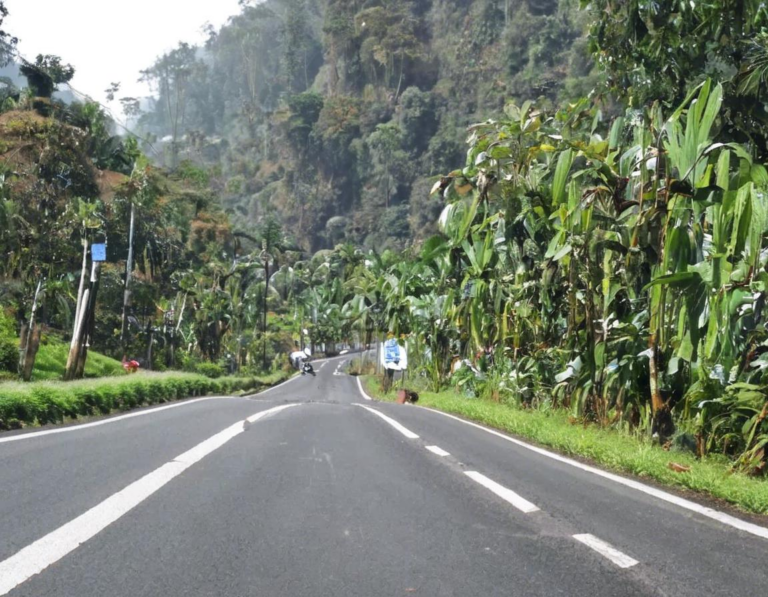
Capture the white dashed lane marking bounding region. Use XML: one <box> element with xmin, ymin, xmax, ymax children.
<box><xmin>573</xmin><ymin>534</ymin><xmax>639</xmax><ymax>569</ymax></box>
<box><xmin>353</xmin><ymin>404</ymin><xmax>419</xmax><ymax>439</ymax></box>
<box><xmin>464</xmin><ymin>471</ymin><xmax>540</xmax><ymax>514</ymax></box>
<box><xmin>425</xmin><ymin>445</ymin><xmax>450</xmax><ymax>457</ymax></box>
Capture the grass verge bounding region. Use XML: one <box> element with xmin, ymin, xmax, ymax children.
<box><xmin>362</xmin><ymin>376</ymin><xmax>768</xmax><ymax>516</ymax></box>
<box><xmin>0</xmin><ymin>370</ymin><xmax>291</xmax><ymax>431</ymax></box>
<box><xmin>29</xmin><ymin>339</ymin><xmax>126</xmax><ymax>381</ymax></box>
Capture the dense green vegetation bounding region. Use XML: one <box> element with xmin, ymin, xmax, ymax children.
<box><xmin>324</xmin><ymin>79</ymin><xmax>768</xmax><ymax>475</ymax></box>
<box><xmin>135</xmin><ymin>0</ymin><xmax>596</xmax><ymax>252</ymax></box>
<box><xmin>0</xmin><ymin>370</ymin><xmax>290</xmax><ymax>430</ymax></box>
<box><xmin>24</xmin><ymin>338</ymin><xmax>125</xmax><ymax>381</ymax></box>
<box><xmin>1</xmin><ymin>0</ymin><xmax>768</xmax><ymax>481</ymax></box>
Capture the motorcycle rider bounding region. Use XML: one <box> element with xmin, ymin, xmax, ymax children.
<box><xmin>290</xmin><ymin>346</ymin><xmax>312</xmax><ymax>373</ymax></box>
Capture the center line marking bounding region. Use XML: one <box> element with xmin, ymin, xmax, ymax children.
<box><xmin>426</xmin><ymin>445</ymin><xmax>450</xmax><ymax>457</ymax></box>
<box><xmin>0</xmin><ymin>403</ymin><xmax>300</xmax><ymax>596</ymax></box>
<box><xmin>465</xmin><ymin>471</ymin><xmax>540</xmax><ymax>514</ymax></box>
<box><xmin>573</xmin><ymin>534</ymin><xmax>639</xmax><ymax>569</ymax></box>
<box><xmin>353</xmin><ymin>404</ymin><xmax>419</xmax><ymax>439</ymax></box>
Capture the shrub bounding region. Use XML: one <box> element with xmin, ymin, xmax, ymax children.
<box><xmin>0</xmin><ymin>370</ymin><xmax>292</xmax><ymax>430</ymax></box>
<box><xmin>195</xmin><ymin>362</ymin><xmax>226</xmax><ymax>379</ymax></box>
<box><xmin>0</xmin><ymin>338</ymin><xmax>17</xmax><ymax>373</ymax></box>
<box><xmin>0</xmin><ymin>309</ymin><xmax>15</xmax><ymax>338</ymax></box>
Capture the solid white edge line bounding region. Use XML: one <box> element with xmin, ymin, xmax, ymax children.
<box><xmin>573</xmin><ymin>534</ymin><xmax>639</xmax><ymax>569</ymax></box>
<box><xmin>353</xmin><ymin>404</ymin><xmax>419</xmax><ymax>439</ymax></box>
<box><xmin>0</xmin><ymin>403</ymin><xmax>299</xmax><ymax>596</ymax></box>
<box><xmin>465</xmin><ymin>471</ymin><xmax>540</xmax><ymax>514</ymax></box>
<box><xmin>0</xmin><ymin>397</ymin><xmax>222</xmax><ymax>445</ymax></box>
<box><xmin>419</xmin><ymin>406</ymin><xmax>768</xmax><ymax>541</ymax></box>
<box><xmin>425</xmin><ymin>445</ymin><xmax>450</xmax><ymax>457</ymax></box>
<box><xmin>356</xmin><ymin>376</ymin><xmax>373</xmax><ymax>401</ymax></box>
<box><xmin>1</xmin><ymin>370</ymin><xmax>307</xmax><ymax>446</ymax></box>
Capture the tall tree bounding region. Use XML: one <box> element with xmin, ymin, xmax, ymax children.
<box><xmin>140</xmin><ymin>43</ymin><xmax>200</xmax><ymax>168</ymax></box>
<box><xmin>584</xmin><ymin>0</ymin><xmax>768</xmax><ymax>152</ymax></box>
<box><xmin>19</xmin><ymin>55</ymin><xmax>74</xmax><ymax>98</ymax></box>
<box><xmin>0</xmin><ymin>1</ymin><xmax>17</xmax><ymax>65</ymax></box>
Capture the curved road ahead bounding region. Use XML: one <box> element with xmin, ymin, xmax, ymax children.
<box><xmin>1</xmin><ymin>359</ymin><xmax>767</xmax><ymax>596</ymax></box>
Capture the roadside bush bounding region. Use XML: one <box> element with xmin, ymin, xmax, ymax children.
<box><xmin>346</xmin><ymin>357</ymin><xmax>376</xmax><ymax>376</ymax></box>
<box><xmin>0</xmin><ymin>337</ymin><xmax>17</xmax><ymax>373</ymax></box>
<box><xmin>195</xmin><ymin>362</ymin><xmax>226</xmax><ymax>379</ymax></box>
<box><xmin>0</xmin><ymin>370</ymin><xmax>291</xmax><ymax>430</ymax></box>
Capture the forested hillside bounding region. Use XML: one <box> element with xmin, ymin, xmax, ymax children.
<box><xmin>136</xmin><ymin>0</ymin><xmax>595</xmax><ymax>251</ymax></box>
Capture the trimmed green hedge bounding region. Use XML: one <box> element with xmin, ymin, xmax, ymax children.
<box><xmin>0</xmin><ymin>370</ymin><xmax>290</xmax><ymax>430</ymax></box>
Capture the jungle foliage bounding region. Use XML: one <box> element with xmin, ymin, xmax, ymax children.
<box><xmin>2</xmin><ymin>0</ymin><xmax>768</xmax><ymax>476</ymax></box>
<box><xmin>135</xmin><ymin>0</ymin><xmax>595</xmax><ymax>252</ymax></box>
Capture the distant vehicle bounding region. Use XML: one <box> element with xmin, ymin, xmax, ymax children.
<box><xmin>290</xmin><ymin>348</ymin><xmax>310</xmax><ymax>369</ymax></box>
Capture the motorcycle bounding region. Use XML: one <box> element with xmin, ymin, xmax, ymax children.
<box><xmin>302</xmin><ymin>361</ymin><xmax>315</xmax><ymax>376</ymax></box>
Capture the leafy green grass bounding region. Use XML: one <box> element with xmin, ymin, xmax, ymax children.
<box><xmin>0</xmin><ymin>370</ymin><xmax>292</xmax><ymax>430</ymax></box>
<box><xmin>363</xmin><ymin>377</ymin><xmax>768</xmax><ymax>515</ymax></box>
<box><xmin>29</xmin><ymin>339</ymin><xmax>125</xmax><ymax>381</ymax></box>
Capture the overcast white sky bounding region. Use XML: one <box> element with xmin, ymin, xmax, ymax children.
<box><xmin>7</xmin><ymin>0</ymin><xmax>244</xmax><ymax>111</ymax></box>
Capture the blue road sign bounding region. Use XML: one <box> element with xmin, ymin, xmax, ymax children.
<box><xmin>384</xmin><ymin>338</ymin><xmax>401</xmax><ymax>364</ymax></box>
<box><xmin>91</xmin><ymin>243</ymin><xmax>107</xmax><ymax>262</ymax></box>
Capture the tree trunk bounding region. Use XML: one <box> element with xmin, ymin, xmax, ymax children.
<box><xmin>383</xmin><ymin>367</ymin><xmax>394</xmax><ymax>393</ymax></box>
<box><xmin>647</xmin><ymin>334</ymin><xmax>671</xmax><ymax>436</ymax></box>
<box><xmin>395</xmin><ymin>51</ymin><xmax>405</xmax><ymax>100</ymax></box>
<box><xmin>19</xmin><ymin>278</ymin><xmax>43</xmax><ymax>381</ymax></box>
<box><xmin>66</xmin><ymin>240</ymin><xmax>89</xmax><ymax>376</ymax></box>
<box><xmin>120</xmin><ymin>202</ymin><xmax>136</xmax><ymax>357</ymax></box>
<box><xmin>65</xmin><ymin>285</ymin><xmax>89</xmax><ymax>381</ymax></box>
<box><xmin>329</xmin><ymin>39</ymin><xmax>339</xmax><ymax>95</ymax></box>
<box><xmin>19</xmin><ymin>325</ymin><xmax>42</xmax><ymax>382</ymax></box>
<box><xmin>146</xmin><ymin>326</ymin><xmax>154</xmax><ymax>371</ymax></box>
<box><xmin>74</xmin><ymin>262</ymin><xmax>101</xmax><ymax>379</ymax></box>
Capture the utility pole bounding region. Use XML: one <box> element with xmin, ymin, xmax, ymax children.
<box><xmin>261</xmin><ymin>245</ymin><xmax>271</xmax><ymax>371</ymax></box>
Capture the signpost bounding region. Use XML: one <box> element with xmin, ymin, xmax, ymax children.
<box><xmin>381</xmin><ymin>338</ymin><xmax>408</xmax><ymax>371</ymax></box>
<box><xmin>380</xmin><ymin>337</ymin><xmax>407</xmax><ymax>392</ymax></box>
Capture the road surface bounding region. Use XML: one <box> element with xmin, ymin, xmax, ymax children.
<box><xmin>1</xmin><ymin>358</ymin><xmax>766</xmax><ymax>596</ymax></box>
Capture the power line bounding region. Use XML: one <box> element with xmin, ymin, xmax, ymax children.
<box><xmin>7</xmin><ymin>48</ymin><xmax>162</xmax><ymax>158</ymax></box>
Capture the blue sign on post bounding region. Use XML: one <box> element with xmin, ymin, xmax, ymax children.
<box><xmin>384</xmin><ymin>339</ymin><xmax>400</xmax><ymax>364</ymax></box>
<box><xmin>382</xmin><ymin>338</ymin><xmax>408</xmax><ymax>371</ymax></box>
<box><xmin>91</xmin><ymin>243</ymin><xmax>107</xmax><ymax>262</ymax></box>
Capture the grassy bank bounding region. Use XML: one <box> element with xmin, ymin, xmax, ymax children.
<box><xmin>362</xmin><ymin>376</ymin><xmax>768</xmax><ymax>516</ymax></box>
<box><xmin>29</xmin><ymin>339</ymin><xmax>126</xmax><ymax>381</ymax></box>
<box><xmin>0</xmin><ymin>370</ymin><xmax>291</xmax><ymax>430</ymax></box>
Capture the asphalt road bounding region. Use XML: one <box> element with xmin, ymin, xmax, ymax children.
<box><xmin>1</xmin><ymin>358</ymin><xmax>767</xmax><ymax>596</ymax></box>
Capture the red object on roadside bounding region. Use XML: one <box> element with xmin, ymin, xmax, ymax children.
<box><xmin>122</xmin><ymin>360</ymin><xmax>140</xmax><ymax>373</ymax></box>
